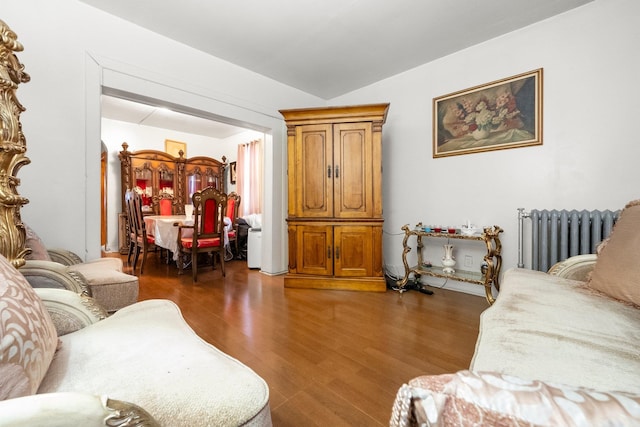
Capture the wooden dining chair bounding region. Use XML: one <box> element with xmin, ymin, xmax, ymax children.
<box><xmin>226</xmin><ymin>192</ymin><xmax>241</xmax><ymax>258</ymax></box>
<box><xmin>124</xmin><ymin>189</ymin><xmax>137</xmax><ymax>264</ymax></box>
<box><xmin>176</xmin><ymin>187</ymin><xmax>228</xmax><ymax>281</ymax></box>
<box><xmin>125</xmin><ymin>189</ymin><xmax>156</xmax><ymax>274</ymax></box>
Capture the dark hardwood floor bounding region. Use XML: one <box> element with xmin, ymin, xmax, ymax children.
<box><xmin>117</xmin><ymin>252</ymin><xmax>488</xmax><ymax>426</ymax></box>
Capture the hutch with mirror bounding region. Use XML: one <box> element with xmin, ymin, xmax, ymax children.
<box><xmin>118</xmin><ymin>142</ymin><xmax>227</xmax><ymax>253</ymax></box>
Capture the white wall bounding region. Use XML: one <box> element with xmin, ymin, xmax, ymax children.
<box><xmin>4</xmin><ymin>0</ymin><xmax>322</xmax><ymax>274</ymax></box>
<box><xmin>331</xmin><ymin>0</ymin><xmax>640</xmax><ymax>295</ymax></box>
<box><xmin>101</xmin><ymin>118</ymin><xmax>263</xmax><ymax>253</ymax></box>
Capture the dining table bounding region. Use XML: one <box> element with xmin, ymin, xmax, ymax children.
<box><xmin>144</xmin><ymin>215</ymin><xmax>193</xmax><ymax>261</ymax></box>
<box><xmin>144</xmin><ymin>214</ymin><xmax>232</xmax><ymax>262</ymax></box>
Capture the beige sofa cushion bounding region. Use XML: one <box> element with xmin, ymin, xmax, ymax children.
<box><xmin>0</xmin><ymin>254</ymin><xmax>58</xmax><ymax>399</ymax></box>
<box><xmin>67</xmin><ymin>261</ymin><xmax>138</xmax><ymax>313</ymax></box>
<box><xmin>70</xmin><ymin>257</ymin><xmax>124</xmax><ymax>272</ymax></box>
<box><xmin>39</xmin><ymin>299</ymin><xmax>271</xmax><ymax>426</ymax></box>
<box><xmin>472</xmin><ymin>268</ymin><xmax>640</xmax><ymax>394</ymax></box>
<box><xmin>587</xmin><ymin>199</ymin><xmax>640</xmax><ymax>306</ymax></box>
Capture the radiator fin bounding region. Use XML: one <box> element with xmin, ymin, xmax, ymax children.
<box><xmin>529</xmin><ymin>209</ymin><xmax>619</xmax><ymax>272</ymax></box>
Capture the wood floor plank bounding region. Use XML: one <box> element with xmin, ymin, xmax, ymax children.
<box><xmin>117</xmin><ymin>253</ymin><xmax>488</xmax><ymax>426</ymax></box>
<box><xmin>271</xmin><ymin>385</ymin><xmax>379</xmax><ymax>427</ymax></box>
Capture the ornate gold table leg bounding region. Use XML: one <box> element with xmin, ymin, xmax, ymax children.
<box><xmin>396</xmin><ymin>224</ymin><xmax>413</xmax><ymax>290</ymax></box>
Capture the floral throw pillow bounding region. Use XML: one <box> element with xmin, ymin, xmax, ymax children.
<box><xmin>0</xmin><ymin>253</ymin><xmax>58</xmax><ymax>399</ymax></box>
<box><xmin>392</xmin><ymin>370</ymin><xmax>640</xmax><ymax>427</ymax></box>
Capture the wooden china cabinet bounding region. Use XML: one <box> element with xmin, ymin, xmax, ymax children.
<box><xmin>280</xmin><ymin>103</ymin><xmax>389</xmax><ymax>291</ymax></box>
<box><xmin>118</xmin><ymin>143</ymin><xmax>227</xmax><ymax>253</ymax></box>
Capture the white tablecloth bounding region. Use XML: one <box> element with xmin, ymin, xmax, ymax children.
<box><xmin>144</xmin><ymin>215</ymin><xmax>191</xmax><ymax>261</ymax></box>
<box><xmin>144</xmin><ymin>215</ymin><xmax>231</xmax><ymax>261</ymax></box>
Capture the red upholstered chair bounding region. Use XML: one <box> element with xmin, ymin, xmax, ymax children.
<box><xmin>125</xmin><ymin>189</ymin><xmax>156</xmax><ymax>274</ymax></box>
<box><xmin>159</xmin><ymin>198</ymin><xmax>172</xmax><ymax>215</ymax></box>
<box><xmin>176</xmin><ymin>187</ymin><xmax>227</xmax><ymax>281</ymax></box>
<box><xmin>226</xmin><ymin>192</ymin><xmax>241</xmax><ymax>257</ymax></box>
<box><xmin>152</xmin><ymin>193</ymin><xmax>175</xmax><ymax>216</ymax></box>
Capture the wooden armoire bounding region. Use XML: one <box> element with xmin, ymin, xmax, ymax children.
<box><xmin>280</xmin><ymin>103</ymin><xmax>389</xmax><ymax>291</ymax></box>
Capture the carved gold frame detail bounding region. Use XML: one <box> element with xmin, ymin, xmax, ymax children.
<box><xmin>0</xmin><ymin>19</ymin><xmax>31</xmax><ymax>267</ymax></box>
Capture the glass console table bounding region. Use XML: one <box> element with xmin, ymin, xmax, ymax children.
<box><xmin>397</xmin><ymin>223</ymin><xmax>503</xmax><ymax>305</ymax></box>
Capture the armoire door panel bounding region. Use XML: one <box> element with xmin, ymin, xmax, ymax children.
<box><xmin>334</xmin><ymin>226</ymin><xmax>373</xmax><ymax>277</ymax></box>
<box><xmin>296</xmin><ymin>225</ymin><xmax>333</xmax><ymax>276</ymax></box>
<box><xmin>297</xmin><ymin>124</ymin><xmax>333</xmax><ymax>217</ymax></box>
<box><xmin>333</xmin><ymin>123</ymin><xmax>373</xmax><ymax>218</ymax></box>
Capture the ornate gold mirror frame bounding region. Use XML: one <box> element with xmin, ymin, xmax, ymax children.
<box><xmin>0</xmin><ymin>19</ymin><xmax>31</xmax><ymax>267</ymax></box>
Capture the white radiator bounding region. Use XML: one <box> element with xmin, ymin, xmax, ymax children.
<box><xmin>518</xmin><ymin>208</ymin><xmax>620</xmax><ymax>272</ymax></box>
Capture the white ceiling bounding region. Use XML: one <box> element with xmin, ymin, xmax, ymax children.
<box><xmin>101</xmin><ymin>95</ymin><xmax>249</xmax><ymax>139</ymax></box>
<box><xmin>90</xmin><ymin>0</ymin><xmax>593</xmax><ymax>137</ymax></box>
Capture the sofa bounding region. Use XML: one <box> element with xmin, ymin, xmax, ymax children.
<box><xmin>19</xmin><ymin>226</ymin><xmax>139</xmax><ymax>313</ymax></box>
<box><xmin>391</xmin><ymin>200</ymin><xmax>640</xmax><ymax>426</ymax></box>
<box><xmin>0</xmin><ymin>252</ymin><xmax>272</xmax><ymax>426</ymax></box>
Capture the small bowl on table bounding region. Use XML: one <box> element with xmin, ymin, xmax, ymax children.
<box><xmin>460</xmin><ymin>226</ymin><xmax>480</xmax><ymax>236</ymax></box>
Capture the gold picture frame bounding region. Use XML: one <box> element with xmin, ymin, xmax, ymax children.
<box><xmin>229</xmin><ymin>161</ymin><xmax>237</xmax><ymax>184</ymax></box>
<box><xmin>165</xmin><ymin>139</ymin><xmax>187</xmax><ymax>158</ymax></box>
<box><xmin>433</xmin><ymin>68</ymin><xmax>543</xmax><ymax>158</ymax></box>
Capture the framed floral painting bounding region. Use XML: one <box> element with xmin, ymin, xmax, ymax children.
<box><xmin>433</xmin><ymin>68</ymin><xmax>542</xmax><ymax>158</ymax></box>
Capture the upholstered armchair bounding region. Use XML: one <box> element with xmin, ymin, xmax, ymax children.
<box><xmin>0</xmin><ymin>253</ymin><xmax>272</xmax><ymax>426</ymax></box>
<box><xmin>19</xmin><ymin>226</ymin><xmax>138</xmax><ymax>313</ymax></box>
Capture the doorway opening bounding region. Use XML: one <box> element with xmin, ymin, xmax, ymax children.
<box><xmin>86</xmin><ymin>57</ymin><xmax>288</xmax><ymax>275</ymax></box>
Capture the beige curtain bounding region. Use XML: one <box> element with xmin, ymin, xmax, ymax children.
<box><xmin>236</xmin><ymin>139</ymin><xmax>263</xmax><ymax>216</ymax></box>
